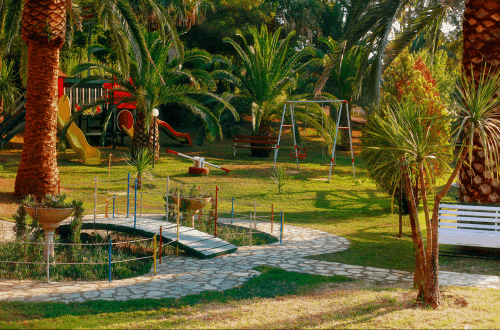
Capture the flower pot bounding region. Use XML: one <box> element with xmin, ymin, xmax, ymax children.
<box><xmin>171</xmin><ymin>196</ymin><xmax>212</xmax><ymax>228</ymax></box>
<box><xmin>24</xmin><ymin>206</ymin><xmax>74</xmax><ymax>259</ymax></box>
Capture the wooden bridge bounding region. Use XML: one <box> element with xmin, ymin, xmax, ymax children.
<box><xmin>60</xmin><ymin>214</ymin><xmax>238</xmax><ymax>259</ymax></box>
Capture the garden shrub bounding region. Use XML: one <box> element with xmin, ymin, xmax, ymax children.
<box><xmin>363</xmin><ymin>49</ymin><xmax>451</xmax><ymax>210</ymax></box>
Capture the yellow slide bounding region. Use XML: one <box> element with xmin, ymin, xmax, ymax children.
<box><xmin>120</xmin><ymin>125</ymin><xmax>134</xmax><ymax>139</ymax></box>
<box><xmin>57</xmin><ymin>96</ymin><xmax>101</xmax><ymax>165</ymax></box>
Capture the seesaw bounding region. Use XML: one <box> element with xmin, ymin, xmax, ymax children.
<box><xmin>165</xmin><ymin>149</ymin><xmax>231</xmax><ymax>175</ymax></box>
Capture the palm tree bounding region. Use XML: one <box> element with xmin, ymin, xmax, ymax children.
<box><xmin>222</xmin><ymin>25</ymin><xmax>337</xmax><ymax>157</ymax></box>
<box><xmin>70</xmin><ymin>30</ymin><xmax>236</xmax><ymax>157</ymax></box>
<box><xmin>11</xmin><ymin>0</ymin><xmax>178</xmax><ymax>198</ymax></box>
<box><xmin>13</xmin><ymin>0</ymin><xmax>67</xmax><ymax>199</ymax></box>
<box><xmin>364</xmin><ymin>66</ymin><xmax>500</xmax><ymax>307</ymax></box>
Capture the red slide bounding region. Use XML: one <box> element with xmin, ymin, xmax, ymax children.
<box><xmin>157</xmin><ymin>119</ymin><xmax>192</xmax><ymax>146</ymax></box>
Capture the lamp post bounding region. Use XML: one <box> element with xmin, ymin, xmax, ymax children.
<box><xmin>152</xmin><ymin>108</ymin><xmax>159</xmax><ymax>168</ymax></box>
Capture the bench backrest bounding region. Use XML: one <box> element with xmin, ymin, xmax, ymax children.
<box><xmin>439</xmin><ymin>203</ymin><xmax>500</xmax><ymax>233</ymax></box>
<box><xmin>233</xmin><ymin>135</ymin><xmax>278</xmax><ymax>143</ymax></box>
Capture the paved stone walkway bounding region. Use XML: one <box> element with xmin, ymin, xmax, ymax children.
<box><xmin>0</xmin><ymin>218</ymin><xmax>499</xmax><ymax>303</ymax></box>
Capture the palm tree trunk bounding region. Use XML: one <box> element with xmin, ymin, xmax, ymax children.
<box><xmin>14</xmin><ymin>0</ymin><xmax>66</xmax><ymax>199</ymax></box>
<box><xmin>460</xmin><ymin>0</ymin><xmax>500</xmax><ymax>204</ymax></box>
<box><xmin>132</xmin><ymin>110</ymin><xmax>149</xmax><ymax>154</ymax></box>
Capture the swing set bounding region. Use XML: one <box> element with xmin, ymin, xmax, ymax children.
<box><xmin>273</xmin><ymin>100</ymin><xmax>356</xmax><ymax>181</ymax></box>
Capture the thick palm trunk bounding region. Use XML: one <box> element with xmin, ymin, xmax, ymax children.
<box><xmin>460</xmin><ymin>0</ymin><xmax>500</xmax><ymax>204</ymax></box>
<box><xmin>14</xmin><ymin>0</ymin><xmax>66</xmax><ymax>199</ymax></box>
<box><xmin>251</xmin><ymin>123</ymin><xmax>273</xmax><ymax>158</ymax></box>
<box><xmin>132</xmin><ymin>110</ymin><xmax>149</xmax><ymax>153</ymax></box>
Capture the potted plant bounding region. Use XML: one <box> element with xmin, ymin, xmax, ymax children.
<box><xmin>22</xmin><ymin>194</ymin><xmax>78</xmax><ymax>258</ymax></box>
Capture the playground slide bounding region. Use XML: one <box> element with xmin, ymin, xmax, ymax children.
<box><xmin>57</xmin><ymin>96</ymin><xmax>101</xmax><ymax>165</ymax></box>
<box><xmin>157</xmin><ymin>119</ymin><xmax>192</xmax><ymax>146</ymax></box>
<box><xmin>120</xmin><ymin>125</ymin><xmax>134</xmax><ymax>139</ymax></box>
<box><xmin>120</xmin><ymin>119</ymin><xmax>192</xmax><ymax>146</ymax></box>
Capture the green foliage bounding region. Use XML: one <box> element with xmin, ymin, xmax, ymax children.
<box><xmin>366</xmin><ymin>50</ymin><xmax>451</xmax><ymax>205</ymax></box>
<box><xmin>70</xmin><ymin>30</ymin><xmax>236</xmax><ymax>148</ymax></box>
<box><xmin>123</xmin><ymin>147</ymin><xmax>154</xmax><ymax>188</ymax></box>
<box><xmin>270</xmin><ymin>164</ymin><xmax>288</xmax><ymax>194</ymax></box>
<box><xmin>418</xmin><ymin>49</ymin><xmax>460</xmax><ymax>108</ymax></box>
<box><xmin>0</xmin><ymin>60</ymin><xmax>20</xmax><ymax>113</ymax></box>
<box><xmin>453</xmin><ymin>65</ymin><xmax>500</xmax><ymax>175</ymax></box>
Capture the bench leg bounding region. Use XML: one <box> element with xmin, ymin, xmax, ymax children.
<box><xmin>233</xmin><ymin>146</ymin><xmax>236</xmax><ymax>158</ymax></box>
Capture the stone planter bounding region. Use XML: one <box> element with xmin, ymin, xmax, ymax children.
<box><xmin>24</xmin><ymin>206</ymin><xmax>74</xmax><ymax>259</ymax></box>
<box><xmin>171</xmin><ymin>196</ymin><xmax>212</xmax><ymax>228</ymax></box>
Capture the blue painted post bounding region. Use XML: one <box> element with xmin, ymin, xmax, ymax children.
<box><xmin>112</xmin><ymin>194</ymin><xmax>115</xmax><ymax>218</ymax></box>
<box><xmin>127</xmin><ymin>173</ymin><xmax>130</xmax><ymax>218</ymax></box>
<box><xmin>231</xmin><ymin>197</ymin><xmax>234</xmax><ymax>224</ymax></box>
<box><xmin>108</xmin><ymin>238</ymin><xmax>112</xmax><ymax>282</ymax></box>
<box><xmin>280</xmin><ymin>211</ymin><xmax>283</xmax><ymax>244</ymax></box>
<box><xmin>134</xmin><ymin>178</ymin><xmax>137</xmax><ymax>229</ymax></box>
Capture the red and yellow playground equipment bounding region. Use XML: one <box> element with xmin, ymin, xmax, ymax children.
<box><xmin>165</xmin><ymin>149</ymin><xmax>230</xmax><ymax>175</ymax></box>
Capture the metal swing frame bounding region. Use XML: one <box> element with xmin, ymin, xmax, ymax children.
<box><xmin>273</xmin><ymin>100</ymin><xmax>356</xmax><ymax>181</ymax></box>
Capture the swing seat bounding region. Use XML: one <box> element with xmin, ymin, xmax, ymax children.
<box><xmin>290</xmin><ymin>145</ymin><xmax>307</xmax><ymax>159</ymax></box>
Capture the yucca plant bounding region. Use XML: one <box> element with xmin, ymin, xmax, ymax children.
<box><xmin>123</xmin><ymin>147</ymin><xmax>154</xmax><ymax>189</ymax></box>
<box><xmin>364</xmin><ymin>65</ymin><xmax>500</xmax><ymax>307</ymax></box>
<box><xmin>270</xmin><ymin>164</ymin><xmax>288</xmax><ymax>194</ymax></box>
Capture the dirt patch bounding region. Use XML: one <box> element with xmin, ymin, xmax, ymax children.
<box><xmin>0</xmin><ymin>179</ymin><xmax>19</xmax><ymax>221</ymax></box>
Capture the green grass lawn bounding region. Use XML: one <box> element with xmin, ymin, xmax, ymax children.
<box><xmin>2</xmin><ymin>127</ymin><xmax>500</xmax><ymax>327</ymax></box>
<box><xmin>1</xmin><ymin>127</ymin><xmax>500</xmax><ymax>275</ymax></box>
<box><xmin>1</xmin><ymin>266</ymin><xmax>500</xmax><ymax>329</ymax></box>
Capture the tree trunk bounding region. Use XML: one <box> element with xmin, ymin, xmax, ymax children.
<box><xmin>14</xmin><ymin>0</ymin><xmax>66</xmax><ymax>199</ymax></box>
<box><xmin>460</xmin><ymin>0</ymin><xmax>500</xmax><ymax>204</ymax></box>
<box><xmin>132</xmin><ymin>110</ymin><xmax>149</xmax><ymax>154</ymax></box>
<box><xmin>425</xmin><ymin>149</ymin><xmax>468</xmax><ymax>308</ymax></box>
<box><xmin>403</xmin><ymin>169</ymin><xmax>426</xmax><ymax>297</ymax></box>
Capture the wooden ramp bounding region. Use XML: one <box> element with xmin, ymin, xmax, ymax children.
<box><xmin>62</xmin><ymin>215</ymin><xmax>237</xmax><ymax>259</ymax></box>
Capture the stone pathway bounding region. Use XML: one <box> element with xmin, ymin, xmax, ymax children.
<box><xmin>0</xmin><ymin>218</ymin><xmax>499</xmax><ymax>303</ymax></box>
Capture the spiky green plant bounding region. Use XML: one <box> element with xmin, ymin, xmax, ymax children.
<box><xmin>123</xmin><ymin>147</ymin><xmax>154</xmax><ymax>189</ymax></box>
<box><xmin>270</xmin><ymin>164</ymin><xmax>288</xmax><ymax>194</ymax></box>
<box><xmin>222</xmin><ymin>25</ymin><xmax>337</xmax><ymax>149</ymax></box>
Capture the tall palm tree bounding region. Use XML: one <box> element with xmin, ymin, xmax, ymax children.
<box><xmin>222</xmin><ymin>25</ymin><xmax>337</xmax><ymax>157</ymax></box>
<box><xmin>14</xmin><ymin>0</ymin><xmax>67</xmax><ymax>199</ymax></box>
<box><xmin>11</xmin><ymin>0</ymin><xmax>174</xmax><ymax>198</ymax></box>
<box><xmin>70</xmin><ymin>30</ymin><xmax>236</xmax><ymax>157</ymax></box>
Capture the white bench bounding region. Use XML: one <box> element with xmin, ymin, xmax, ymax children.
<box><xmin>438</xmin><ymin>203</ymin><xmax>500</xmax><ymax>250</ymax></box>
